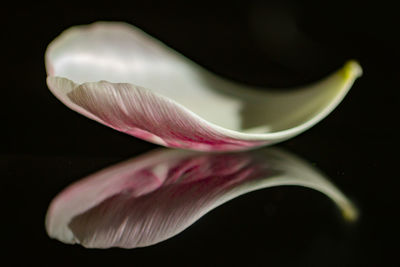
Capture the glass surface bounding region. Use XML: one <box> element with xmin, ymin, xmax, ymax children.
<box><xmin>3</xmin><ymin>0</ymin><xmax>398</xmax><ymax>266</ymax></box>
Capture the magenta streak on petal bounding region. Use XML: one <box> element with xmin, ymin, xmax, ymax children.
<box><xmin>66</xmin><ymin>81</ymin><xmax>267</xmax><ymax>151</ymax></box>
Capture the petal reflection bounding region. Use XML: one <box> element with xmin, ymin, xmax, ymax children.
<box><xmin>45</xmin><ymin>148</ymin><xmax>357</xmax><ymax>248</ymax></box>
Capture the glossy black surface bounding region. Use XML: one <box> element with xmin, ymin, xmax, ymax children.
<box><xmin>3</xmin><ymin>0</ymin><xmax>398</xmax><ymax>266</ymax></box>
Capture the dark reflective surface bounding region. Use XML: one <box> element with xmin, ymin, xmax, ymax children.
<box><xmin>3</xmin><ymin>0</ymin><xmax>399</xmax><ymax>266</ymax></box>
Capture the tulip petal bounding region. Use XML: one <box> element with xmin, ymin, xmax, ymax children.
<box><xmin>45</xmin><ymin>148</ymin><xmax>358</xmax><ymax>248</ymax></box>
<box><xmin>46</xmin><ymin>22</ymin><xmax>362</xmax><ymax>151</ymax></box>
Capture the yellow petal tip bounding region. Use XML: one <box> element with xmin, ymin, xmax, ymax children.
<box><xmin>341</xmin><ymin>202</ymin><xmax>359</xmax><ymax>222</ymax></box>
<box><xmin>343</xmin><ymin>60</ymin><xmax>363</xmax><ymax>80</ymax></box>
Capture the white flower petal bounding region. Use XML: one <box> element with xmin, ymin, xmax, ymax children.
<box><xmin>46</xmin><ymin>22</ymin><xmax>362</xmax><ymax>151</ymax></box>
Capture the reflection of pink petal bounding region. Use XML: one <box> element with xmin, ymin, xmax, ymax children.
<box><xmin>45</xmin><ymin>148</ymin><xmax>357</xmax><ymax>249</ymax></box>
<box><xmin>46</xmin><ymin>22</ymin><xmax>362</xmax><ymax>151</ymax></box>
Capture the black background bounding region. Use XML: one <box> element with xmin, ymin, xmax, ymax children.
<box><xmin>3</xmin><ymin>0</ymin><xmax>399</xmax><ymax>266</ymax></box>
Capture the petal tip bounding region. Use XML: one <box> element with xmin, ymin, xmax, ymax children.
<box><xmin>341</xmin><ymin>201</ymin><xmax>359</xmax><ymax>222</ymax></box>
<box><xmin>343</xmin><ymin>60</ymin><xmax>363</xmax><ymax>79</ymax></box>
